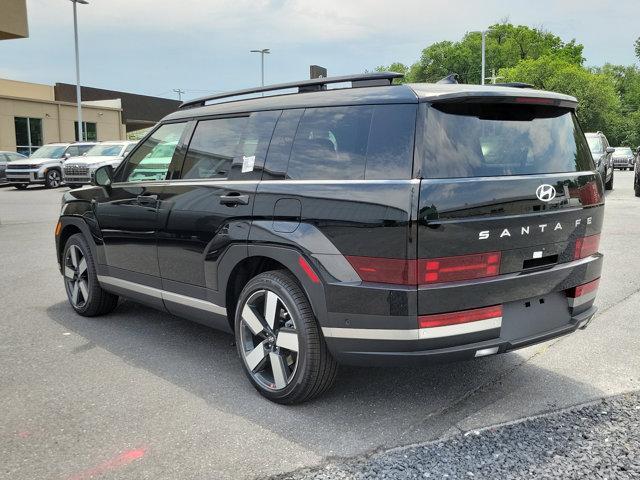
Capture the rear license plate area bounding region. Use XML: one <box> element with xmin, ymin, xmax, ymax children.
<box><xmin>500</xmin><ymin>292</ymin><xmax>571</xmax><ymax>341</ymax></box>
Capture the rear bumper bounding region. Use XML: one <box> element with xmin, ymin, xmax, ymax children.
<box><xmin>326</xmin><ymin>305</ymin><xmax>596</xmax><ymax>366</ymax></box>
<box><xmin>321</xmin><ymin>254</ymin><xmax>602</xmax><ymax>366</ymax></box>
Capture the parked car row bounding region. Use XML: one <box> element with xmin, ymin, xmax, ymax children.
<box><xmin>4</xmin><ymin>140</ymin><xmax>137</xmax><ymax>189</ymax></box>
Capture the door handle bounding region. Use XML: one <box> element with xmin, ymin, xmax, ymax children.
<box><xmin>137</xmin><ymin>194</ymin><xmax>158</xmax><ymax>207</ymax></box>
<box><xmin>220</xmin><ymin>192</ymin><xmax>250</xmax><ymax>206</ymax></box>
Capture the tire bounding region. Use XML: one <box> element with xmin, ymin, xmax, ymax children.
<box><xmin>635</xmin><ymin>177</ymin><xmax>640</xmax><ymax>197</ymax></box>
<box><xmin>14</xmin><ymin>184</ymin><xmax>27</xmax><ymax>190</ymax></box>
<box><xmin>605</xmin><ymin>170</ymin><xmax>613</xmax><ymax>190</ymax></box>
<box><xmin>234</xmin><ymin>270</ymin><xmax>338</xmax><ymax>404</ymax></box>
<box><xmin>45</xmin><ymin>169</ymin><xmax>62</xmax><ymax>188</ymax></box>
<box><xmin>62</xmin><ymin>233</ymin><xmax>119</xmax><ymax>316</ymax></box>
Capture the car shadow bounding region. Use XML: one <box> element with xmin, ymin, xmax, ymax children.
<box><xmin>46</xmin><ymin>299</ymin><xmax>604</xmax><ymax>457</ymax></box>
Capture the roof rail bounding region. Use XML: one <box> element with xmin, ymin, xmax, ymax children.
<box><xmin>179</xmin><ymin>72</ymin><xmax>404</xmax><ymax>109</ymax></box>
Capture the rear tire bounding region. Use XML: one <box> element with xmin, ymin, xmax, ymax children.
<box><xmin>62</xmin><ymin>234</ymin><xmax>119</xmax><ymax>316</ymax></box>
<box><xmin>605</xmin><ymin>170</ymin><xmax>613</xmax><ymax>190</ymax></box>
<box><xmin>234</xmin><ymin>270</ymin><xmax>338</xmax><ymax>404</ymax></box>
<box><xmin>45</xmin><ymin>169</ymin><xmax>62</xmax><ymax>188</ymax></box>
<box><xmin>14</xmin><ymin>184</ymin><xmax>27</xmax><ymax>190</ymax></box>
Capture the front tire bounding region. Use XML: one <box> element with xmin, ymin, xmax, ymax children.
<box><xmin>45</xmin><ymin>169</ymin><xmax>62</xmax><ymax>188</ymax></box>
<box><xmin>63</xmin><ymin>234</ymin><xmax>118</xmax><ymax>316</ymax></box>
<box><xmin>234</xmin><ymin>270</ymin><xmax>338</xmax><ymax>404</ymax></box>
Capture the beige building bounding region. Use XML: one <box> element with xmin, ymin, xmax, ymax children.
<box><xmin>0</xmin><ymin>0</ymin><xmax>29</xmax><ymax>40</ymax></box>
<box><xmin>0</xmin><ymin>78</ymin><xmax>125</xmax><ymax>154</ymax></box>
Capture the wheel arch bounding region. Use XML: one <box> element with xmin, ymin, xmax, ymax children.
<box><xmin>56</xmin><ymin>216</ymin><xmax>102</xmax><ymax>271</ymax></box>
<box><xmin>220</xmin><ymin>245</ymin><xmax>329</xmax><ymax>333</ymax></box>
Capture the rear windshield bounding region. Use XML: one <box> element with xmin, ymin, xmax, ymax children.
<box><xmin>420</xmin><ymin>103</ymin><xmax>594</xmax><ymax>178</ymax></box>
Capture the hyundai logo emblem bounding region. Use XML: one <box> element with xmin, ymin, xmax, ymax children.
<box><xmin>536</xmin><ymin>184</ymin><xmax>557</xmax><ymax>202</ymax></box>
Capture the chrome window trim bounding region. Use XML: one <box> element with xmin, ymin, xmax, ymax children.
<box><xmin>97</xmin><ymin>275</ymin><xmax>226</xmax><ymax>316</ymax></box>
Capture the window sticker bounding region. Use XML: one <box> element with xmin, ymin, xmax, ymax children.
<box><xmin>242</xmin><ymin>155</ymin><xmax>255</xmax><ymax>173</ymax></box>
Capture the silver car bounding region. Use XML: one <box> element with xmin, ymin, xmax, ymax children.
<box><xmin>612</xmin><ymin>147</ymin><xmax>635</xmax><ymax>170</ymax></box>
<box><xmin>0</xmin><ymin>151</ymin><xmax>28</xmax><ymax>184</ymax></box>
<box><xmin>63</xmin><ymin>141</ymin><xmax>138</xmax><ymax>188</ymax></box>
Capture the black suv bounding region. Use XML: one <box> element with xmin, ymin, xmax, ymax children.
<box><xmin>55</xmin><ymin>73</ymin><xmax>604</xmax><ymax>404</ymax></box>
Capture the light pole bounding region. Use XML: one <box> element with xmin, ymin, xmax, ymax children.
<box><xmin>250</xmin><ymin>48</ymin><xmax>270</xmax><ymax>90</ymax></box>
<box><xmin>70</xmin><ymin>0</ymin><xmax>88</xmax><ymax>142</ymax></box>
<box><xmin>481</xmin><ymin>30</ymin><xmax>486</xmax><ymax>85</ymax></box>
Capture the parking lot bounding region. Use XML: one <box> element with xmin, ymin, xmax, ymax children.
<box><xmin>1</xmin><ymin>172</ymin><xmax>639</xmax><ymax>480</ymax></box>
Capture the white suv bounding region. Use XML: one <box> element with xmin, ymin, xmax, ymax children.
<box><xmin>63</xmin><ymin>141</ymin><xmax>138</xmax><ymax>188</ymax></box>
<box><xmin>6</xmin><ymin>142</ymin><xmax>96</xmax><ymax>189</ymax></box>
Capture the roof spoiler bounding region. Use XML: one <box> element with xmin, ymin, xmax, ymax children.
<box><xmin>179</xmin><ymin>72</ymin><xmax>404</xmax><ymax>109</ymax></box>
<box><xmin>493</xmin><ymin>82</ymin><xmax>535</xmax><ymax>89</ymax></box>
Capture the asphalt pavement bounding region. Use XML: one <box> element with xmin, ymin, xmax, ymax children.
<box><xmin>1</xmin><ymin>172</ymin><xmax>639</xmax><ymax>480</ymax></box>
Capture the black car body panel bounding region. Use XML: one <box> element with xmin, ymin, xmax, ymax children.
<box><xmin>56</xmin><ymin>75</ymin><xmax>604</xmax><ymax>368</ymax></box>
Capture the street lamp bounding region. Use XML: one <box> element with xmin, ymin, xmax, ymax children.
<box><xmin>70</xmin><ymin>0</ymin><xmax>88</xmax><ymax>142</ymax></box>
<box><xmin>250</xmin><ymin>48</ymin><xmax>270</xmax><ymax>89</ymax></box>
<box><xmin>481</xmin><ymin>30</ymin><xmax>486</xmax><ymax>85</ymax></box>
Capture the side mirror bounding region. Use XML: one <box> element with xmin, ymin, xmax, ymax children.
<box><xmin>64</xmin><ymin>152</ymin><xmax>71</xmax><ymax>159</ymax></box>
<box><xmin>92</xmin><ymin>164</ymin><xmax>114</xmax><ymax>188</ymax></box>
<box><xmin>605</xmin><ymin>147</ymin><xmax>615</xmax><ymax>154</ymax></box>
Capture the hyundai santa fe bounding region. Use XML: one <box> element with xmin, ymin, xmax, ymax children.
<box><xmin>54</xmin><ymin>73</ymin><xmax>604</xmax><ymax>404</ymax></box>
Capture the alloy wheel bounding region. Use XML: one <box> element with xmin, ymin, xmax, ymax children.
<box><xmin>48</xmin><ymin>170</ymin><xmax>61</xmax><ymax>187</ymax></box>
<box><xmin>239</xmin><ymin>289</ymin><xmax>300</xmax><ymax>391</ymax></box>
<box><xmin>64</xmin><ymin>245</ymin><xmax>89</xmax><ymax>308</ymax></box>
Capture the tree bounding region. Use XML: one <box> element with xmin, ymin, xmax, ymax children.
<box><xmin>374</xmin><ymin>62</ymin><xmax>409</xmax><ymax>83</ymax></box>
<box><xmin>635</xmin><ymin>37</ymin><xmax>640</xmax><ymax>61</ymax></box>
<box><xmin>500</xmin><ymin>56</ymin><xmax>623</xmax><ymax>142</ymax></box>
<box><xmin>388</xmin><ymin>22</ymin><xmax>584</xmax><ymax>84</ymax></box>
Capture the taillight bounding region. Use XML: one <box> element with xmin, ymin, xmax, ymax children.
<box><xmin>346</xmin><ymin>251</ymin><xmax>501</xmax><ymax>286</ymax></box>
<box><xmin>574</xmin><ymin>234</ymin><xmax>600</xmax><ymax>259</ymax></box>
<box><xmin>418</xmin><ymin>252</ymin><xmax>501</xmax><ymax>284</ymax></box>
<box><xmin>419</xmin><ymin>305</ymin><xmax>502</xmax><ymax>329</ymax></box>
<box><xmin>345</xmin><ymin>256</ymin><xmax>416</xmax><ymax>285</ymax></box>
<box><xmin>567</xmin><ymin>278</ymin><xmax>600</xmax><ymax>298</ymax></box>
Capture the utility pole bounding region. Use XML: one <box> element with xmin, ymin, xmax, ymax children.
<box><xmin>70</xmin><ymin>0</ymin><xmax>89</xmax><ymax>141</ymax></box>
<box><xmin>250</xmin><ymin>48</ymin><xmax>271</xmax><ymax>94</ymax></box>
<box><xmin>173</xmin><ymin>88</ymin><xmax>185</xmax><ymax>101</ymax></box>
<box><xmin>481</xmin><ymin>30</ymin><xmax>486</xmax><ymax>85</ymax></box>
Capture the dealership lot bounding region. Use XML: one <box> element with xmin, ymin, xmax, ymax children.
<box><xmin>1</xmin><ymin>173</ymin><xmax>639</xmax><ymax>480</ymax></box>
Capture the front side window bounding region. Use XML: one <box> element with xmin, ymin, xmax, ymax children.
<box><xmin>15</xmin><ymin>117</ymin><xmax>43</xmax><ymax>156</ymax></box>
<box><xmin>121</xmin><ymin>122</ymin><xmax>187</xmax><ymax>182</ymax></box>
<box><xmin>420</xmin><ymin>103</ymin><xmax>594</xmax><ymax>178</ymax></box>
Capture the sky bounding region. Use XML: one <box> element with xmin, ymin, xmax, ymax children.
<box><xmin>1</xmin><ymin>0</ymin><xmax>638</xmax><ymax>101</ymax></box>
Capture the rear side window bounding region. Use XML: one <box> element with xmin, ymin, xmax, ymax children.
<box><xmin>181</xmin><ymin>111</ymin><xmax>280</xmax><ymax>181</ymax></box>
<box><xmin>420</xmin><ymin>103</ymin><xmax>593</xmax><ymax>178</ymax></box>
<box><xmin>182</xmin><ymin>117</ymin><xmax>248</xmax><ymax>180</ymax></box>
<box><xmin>283</xmin><ymin>104</ymin><xmax>415</xmax><ymax>180</ymax></box>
